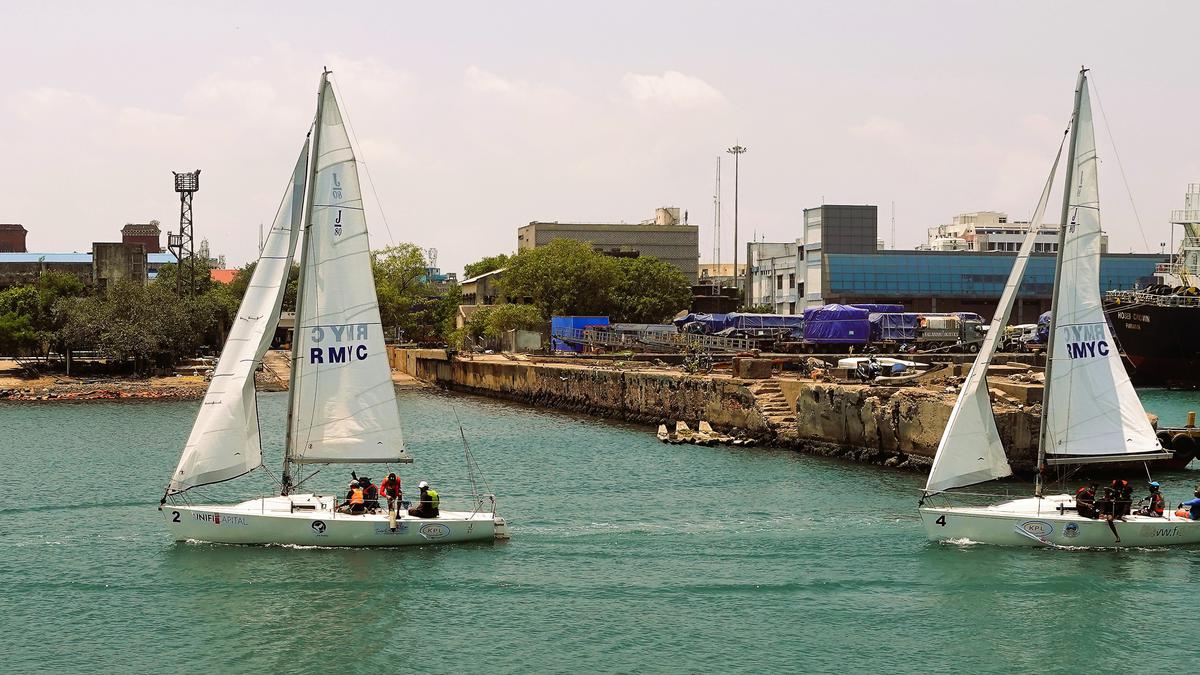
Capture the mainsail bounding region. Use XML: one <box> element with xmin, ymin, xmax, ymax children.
<box><xmin>1042</xmin><ymin>76</ymin><xmax>1163</xmax><ymax>463</ymax></box>
<box><xmin>167</xmin><ymin>141</ymin><xmax>309</xmax><ymax>494</ymax></box>
<box><xmin>287</xmin><ymin>76</ymin><xmax>410</xmax><ymax>465</ymax></box>
<box><xmin>923</xmin><ymin>138</ymin><xmax>1065</xmax><ymax>493</ymax></box>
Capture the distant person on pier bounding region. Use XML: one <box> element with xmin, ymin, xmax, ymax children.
<box><xmin>1074</xmin><ymin>481</ymin><xmax>1098</xmax><ymax>519</ymax></box>
<box><xmin>1177</xmin><ymin>488</ymin><xmax>1200</xmax><ymax>520</ymax></box>
<box><xmin>1137</xmin><ymin>481</ymin><xmax>1165</xmax><ymax>517</ymax></box>
<box><xmin>381</xmin><ymin>472</ymin><xmax>403</xmax><ymax>514</ymax></box>
<box><xmin>408</xmin><ymin>481</ymin><xmax>440</xmax><ymax>518</ymax></box>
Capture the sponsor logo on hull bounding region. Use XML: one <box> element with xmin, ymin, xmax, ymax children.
<box><xmin>1020</xmin><ymin>520</ymin><xmax>1053</xmax><ymax>537</ymax></box>
<box><xmin>193</xmin><ymin>512</ymin><xmax>248</xmax><ymax>526</ymax></box>
<box><xmin>419</xmin><ymin>523</ymin><xmax>451</xmax><ymax>539</ymax></box>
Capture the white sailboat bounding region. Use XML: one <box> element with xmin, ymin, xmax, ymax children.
<box><xmin>160</xmin><ymin>71</ymin><xmax>507</xmax><ymax>546</ymax></box>
<box><xmin>918</xmin><ymin>68</ymin><xmax>1200</xmax><ymax>548</ymax></box>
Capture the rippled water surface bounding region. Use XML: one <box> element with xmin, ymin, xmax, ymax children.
<box><xmin>3</xmin><ymin>387</ymin><xmax>1200</xmax><ymax>672</ymax></box>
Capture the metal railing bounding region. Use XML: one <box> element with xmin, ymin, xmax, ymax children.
<box><xmin>1106</xmin><ymin>289</ymin><xmax>1200</xmax><ymax>307</ymax></box>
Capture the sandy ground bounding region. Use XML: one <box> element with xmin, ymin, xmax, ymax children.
<box><xmin>0</xmin><ymin>359</ymin><xmax>211</xmax><ymax>401</ymax></box>
<box><xmin>0</xmin><ymin>356</ymin><xmax>424</xmax><ymax>401</ymax></box>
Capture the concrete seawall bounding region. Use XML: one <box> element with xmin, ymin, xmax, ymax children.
<box><xmin>390</xmin><ymin>348</ymin><xmax>1041</xmax><ymax>472</ymax></box>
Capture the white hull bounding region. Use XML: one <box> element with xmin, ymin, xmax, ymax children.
<box><xmin>162</xmin><ymin>494</ymin><xmax>508</xmax><ymax>547</ymax></box>
<box><xmin>920</xmin><ymin>494</ymin><xmax>1200</xmax><ymax>548</ymax></box>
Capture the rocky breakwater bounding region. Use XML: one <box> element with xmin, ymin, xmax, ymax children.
<box><xmin>765</xmin><ymin>378</ymin><xmax>1039</xmax><ymax>471</ymax></box>
<box><xmin>391</xmin><ymin>349</ymin><xmax>1044</xmax><ymax>473</ymax></box>
<box><xmin>391</xmin><ymin>349</ymin><xmax>772</xmax><ymax>435</ymax></box>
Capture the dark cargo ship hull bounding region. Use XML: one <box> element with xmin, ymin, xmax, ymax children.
<box><xmin>1107</xmin><ymin>301</ymin><xmax>1200</xmax><ymax>387</ymax></box>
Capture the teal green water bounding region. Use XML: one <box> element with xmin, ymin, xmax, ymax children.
<box><xmin>3</xmin><ymin>387</ymin><xmax>1200</xmax><ymax>673</ymax></box>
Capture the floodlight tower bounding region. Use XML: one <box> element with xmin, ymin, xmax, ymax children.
<box><xmin>170</xmin><ymin>169</ymin><xmax>200</xmax><ymax>296</ymax></box>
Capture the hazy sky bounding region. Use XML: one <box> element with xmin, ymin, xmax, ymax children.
<box><xmin>5</xmin><ymin>1</ymin><xmax>1200</xmax><ymax>272</ymax></box>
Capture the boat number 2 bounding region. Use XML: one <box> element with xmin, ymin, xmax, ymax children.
<box><xmin>935</xmin><ymin>515</ymin><xmax>947</xmax><ymax>527</ymax></box>
<box><xmin>172</xmin><ymin>511</ymin><xmax>180</xmax><ymax>523</ymax></box>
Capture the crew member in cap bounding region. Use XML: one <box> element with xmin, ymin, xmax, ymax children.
<box><xmin>338</xmin><ymin>480</ymin><xmax>365</xmax><ymax>514</ymax></box>
<box><xmin>408</xmin><ymin>480</ymin><xmax>440</xmax><ymax>519</ymax></box>
<box><xmin>1137</xmin><ymin>481</ymin><xmax>1165</xmax><ymax>517</ymax></box>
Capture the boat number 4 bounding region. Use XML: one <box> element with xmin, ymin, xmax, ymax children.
<box><xmin>935</xmin><ymin>515</ymin><xmax>947</xmax><ymax>527</ymax></box>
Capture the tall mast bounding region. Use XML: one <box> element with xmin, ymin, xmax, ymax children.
<box><xmin>281</xmin><ymin>69</ymin><xmax>329</xmax><ymax>495</ymax></box>
<box><xmin>1036</xmin><ymin>67</ymin><xmax>1087</xmax><ymax>497</ymax></box>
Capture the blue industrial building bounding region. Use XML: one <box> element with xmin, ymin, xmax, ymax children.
<box><xmin>821</xmin><ymin>250</ymin><xmax>1163</xmax><ymax>324</ymax></box>
<box><xmin>744</xmin><ymin>204</ymin><xmax>1170</xmax><ymax>324</ymax></box>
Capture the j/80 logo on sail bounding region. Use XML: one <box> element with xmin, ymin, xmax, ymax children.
<box><xmin>309</xmin><ymin>324</ymin><xmax>369</xmax><ymax>364</ymax></box>
<box><xmin>1062</xmin><ymin>323</ymin><xmax>1109</xmax><ymax>359</ymax></box>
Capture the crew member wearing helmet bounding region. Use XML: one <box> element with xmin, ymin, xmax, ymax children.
<box><xmin>1137</xmin><ymin>482</ymin><xmax>1165</xmax><ymax>517</ymax></box>
<box><xmin>408</xmin><ymin>480</ymin><xmax>440</xmax><ymax>519</ymax></box>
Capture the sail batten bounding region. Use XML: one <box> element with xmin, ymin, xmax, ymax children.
<box><xmin>167</xmin><ymin>140</ymin><xmax>309</xmax><ymax>495</ymax></box>
<box><xmin>287</xmin><ymin>76</ymin><xmax>410</xmax><ymax>467</ymax></box>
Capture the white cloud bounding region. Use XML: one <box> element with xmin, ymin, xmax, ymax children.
<box><xmin>620</xmin><ymin>70</ymin><xmax>726</xmax><ymax>109</ymax></box>
<box><xmin>465</xmin><ymin>65</ymin><xmax>518</xmax><ymax>95</ymax></box>
<box><xmin>848</xmin><ymin>116</ymin><xmax>912</xmax><ymax>146</ymax></box>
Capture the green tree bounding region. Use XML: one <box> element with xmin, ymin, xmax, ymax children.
<box><xmin>372</xmin><ymin>244</ymin><xmax>430</xmax><ymax>336</ymax></box>
<box><xmin>0</xmin><ymin>312</ymin><xmax>37</xmax><ymax>354</ymax></box>
<box><xmin>152</xmin><ymin>261</ymin><xmax>215</xmax><ymax>297</ymax></box>
<box><xmin>609</xmin><ymin>257</ymin><xmax>691</xmax><ymax>323</ymax></box>
<box><xmin>463</xmin><ymin>253</ymin><xmax>512</xmax><ymax>280</ymax></box>
<box><xmin>742</xmin><ymin>304</ymin><xmax>773</xmax><ymax>314</ymax></box>
<box><xmin>500</xmin><ymin>239</ymin><xmax>619</xmax><ymax>318</ymax></box>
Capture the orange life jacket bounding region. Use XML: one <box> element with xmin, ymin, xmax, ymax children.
<box><xmin>350</xmin><ymin>487</ymin><xmax>364</xmax><ymax>505</ymax></box>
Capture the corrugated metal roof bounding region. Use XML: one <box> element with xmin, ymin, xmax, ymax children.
<box><xmin>0</xmin><ymin>252</ymin><xmax>178</xmax><ymax>264</ymax></box>
<box><xmin>0</xmin><ymin>252</ymin><xmax>92</xmax><ymax>263</ymax></box>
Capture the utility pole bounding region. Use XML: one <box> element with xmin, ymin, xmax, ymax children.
<box><xmin>726</xmin><ymin>143</ymin><xmax>746</xmax><ymax>305</ymax></box>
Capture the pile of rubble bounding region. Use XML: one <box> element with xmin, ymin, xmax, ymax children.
<box><xmin>657</xmin><ymin>420</ymin><xmax>758</xmax><ymax>447</ymax></box>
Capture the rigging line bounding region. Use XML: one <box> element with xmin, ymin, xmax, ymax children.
<box><xmin>328</xmin><ymin>76</ymin><xmax>397</xmax><ymax>246</ymax></box>
<box><xmin>1089</xmin><ymin>75</ymin><xmax>1151</xmax><ymax>253</ymax></box>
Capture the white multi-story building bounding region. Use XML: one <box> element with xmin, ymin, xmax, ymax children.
<box><xmin>747</xmin><ymin>239</ymin><xmax>804</xmax><ymax>314</ymax></box>
<box><xmin>923</xmin><ymin>211</ymin><xmax>1108</xmax><ymax>254</ymax></box>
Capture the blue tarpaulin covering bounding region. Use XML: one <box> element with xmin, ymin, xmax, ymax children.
<box><xmin>551</xmin><ymin>316</ymin><xmax>609</xmax><ymax>352</ymax></box>
<box><xmin>850</xmin><ymin>303</ymin><xmax>904</xmax><ymax>314</ymax></box>
<box><xmin>803</xmin><ymin>304</ymin><xmax>870</xmax><ymax>344</ymax></box>
<box><xmin>724</xmin><ymin>313</ymin><xmax>805</xmax><ymax>338</ymax></box>
<box><xmin>673</xmin><ymin>313</ymin><xmax>729</xmax><ymax>334</ymax></box>
<box><xmin>869</xmin><ymin>312</ymin><xmax>919</xmax><ymax>342</ymax></box>
<box><xmin>1036</xmin><ymin>311</ymin><xmax>1051</xmax><ymax>343</ymax></box>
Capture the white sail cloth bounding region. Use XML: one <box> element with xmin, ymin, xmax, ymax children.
<box><xmin>1043</xmin><ymin>78</ymin><xmax>1161</xmax><ymax>462</ymax></box>
<box><xmin>168</xmin><ymin>142</ymin><xmax>308</xmax><ymax>494</ymax></box>
<box><xmin>288</xmin><ymin>80</ymin><xmax>409</xmax><ymax>465</ymax></box>
<box><xmin>924</xmin><ymin>139</ymin><xmax>1064</xmax><ymax>493</ymax></box>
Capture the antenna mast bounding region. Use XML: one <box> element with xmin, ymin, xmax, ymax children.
<box><xmin>891</xmin><ymin>201</ymin><xmax>896</xmax><ymax>250</ymax></box>
<box><xmin>713</xmin><ymin>156</ymin><xmax>721</xmax><ymax>281</ymax></box>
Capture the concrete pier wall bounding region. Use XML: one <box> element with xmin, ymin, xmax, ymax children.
<box><xmin>390</xmin><ymin>348</ymin><xmax>1042</xmax><ymax>470</ymax></box>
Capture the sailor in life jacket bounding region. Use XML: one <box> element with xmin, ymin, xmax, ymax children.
<box><xmin>1074</xmin><ymin>481</ymin><xmax>1099</xmax><ymax>519</ymax></box>
<box><xmin>381</xmin><ymin>473</ymin><xmax>403</xmax><ymax>512</ymax></box>
<box><xmin>408</xmin><ymin>480</ymin><xmax>440</xmax><ymax>518</ymax></box>
<box><xmin>1137</xmin><ymin>481</ymin><xmax>1165</xmax><ymax>517</ymax></box>
<box><xmin>339</xmin><ymin>480</ymin><xmax>366</xmax><ymax>514</ymax></box>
